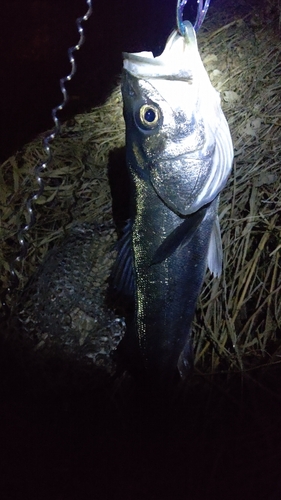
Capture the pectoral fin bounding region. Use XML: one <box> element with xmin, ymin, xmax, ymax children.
<box><xmin>207</xmin><ymin>216</ymin><xmax>222</xmax><ymax>278</ymax></box>
<box><xmin>151</xmin><ymin>205</ymin><xmax>208</xmax><ymax>265</ymax></box>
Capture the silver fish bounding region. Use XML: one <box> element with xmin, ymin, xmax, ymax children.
<box><xmin>115</xmin><ymin>22</ymin><xmax>233</xmax><ymax>381</ymax></box>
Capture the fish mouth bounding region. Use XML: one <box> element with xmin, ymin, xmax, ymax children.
<box><xmin>123</xmin><ymin>22</ymin><xmax>197</xmax><ymax>81</ymax></box>
<box><xmin>122</xmin><ymin>53</ymin><xmax>193</xmax><ymax>82</ymax></box>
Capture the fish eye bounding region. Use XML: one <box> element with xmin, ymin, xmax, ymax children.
<box><xmin>138</xmin><ymin>104</ymin><xmax>160</xmax><ymax>129</ymax></box>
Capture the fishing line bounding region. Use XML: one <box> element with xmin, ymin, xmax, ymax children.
<box><xmin>177</xmin><ymin>0</ymin><xmax>211</xmax><ymax>35</ymax></box>
<box><xmin>1</xmin><ymin>0</ymin><xmax>93</xmax><ymax>316</ymax></box>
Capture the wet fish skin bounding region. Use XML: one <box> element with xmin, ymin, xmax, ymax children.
<box><xmin>113</xmin><ymin>115</ymin><xmax>218</xmax><ymax>378</ymax></box>
<box><xmin>115</xmin><ymin>23</ymin><xmax>233</xmax><ymax>381</ymax></box>
<box><xmin>128</xmin><ymin>166</ymin><xmax>219</xmax><ymax>380</ymax></box>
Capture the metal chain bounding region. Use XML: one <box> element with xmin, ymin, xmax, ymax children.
<box><xmin>1</xmin><ymin>0</ymin><xmax>93</xmax><ymax>315</ymax></box>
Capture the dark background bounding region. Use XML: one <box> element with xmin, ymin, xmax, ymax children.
<box><xmin>0</xmin><ymin>0</ymin><xmax>254</xmax><ymax>163</ymax></box>
<box><xmin>1</xmin><ymin>1</ymin><xmax>281</xmax><ymax>499</ymax></box>
<box><xmin>0</xmin><ymin>0</ymin><xmax>177</xmax><ymax>162</ymax></box>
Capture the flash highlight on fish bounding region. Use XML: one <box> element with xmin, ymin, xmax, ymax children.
<box><xmin>112</xmin><ymin>21</ymin><xmax>233</xmax><ymax>382</ymax></box>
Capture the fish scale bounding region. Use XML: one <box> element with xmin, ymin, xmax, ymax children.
<box><xmin>131</xmin><ymin>170</ymin><xmax>218</xmax><ymax>379</ymax></box>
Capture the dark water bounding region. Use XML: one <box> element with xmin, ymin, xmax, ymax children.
<box><xmin>1</xmin><ymin>1</ymin><xmax>281</xmax><ymax>499</ymax></box>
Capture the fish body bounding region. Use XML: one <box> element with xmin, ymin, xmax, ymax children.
<box><xmin>116</xmin><ymin>22</ymin><xmax>233</xmax><ymax>380</ymax></box>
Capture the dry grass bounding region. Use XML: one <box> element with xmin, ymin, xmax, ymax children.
<box><xmin>0</xmin><ymin>10</ymin><xmax>280</xmax><ymax>374</ymax></box>
<box><xmin>194</xmin><ymin>14</ymin><xmax>281</xmax><ymax>372</ymax></box>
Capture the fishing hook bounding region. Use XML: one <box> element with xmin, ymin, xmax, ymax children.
<box><xmin>1</xmin><ymin>0</ymin><xmax>93</xmax><ymax>316</ymax></box>
<box><xmin>177</xmin><ymin>0</ymin><xmax>211</xmax><ymax>35</ymax></box>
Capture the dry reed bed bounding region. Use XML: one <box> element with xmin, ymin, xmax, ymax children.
<box><xmin>194</xmin><ymin>18</ymin><xmax>281</xmax><ymax>371</ymax></box>
<box><xmin>0</xmin><ymin>16</ymin><xmax>280</xmax><ymax>373</ymax></box>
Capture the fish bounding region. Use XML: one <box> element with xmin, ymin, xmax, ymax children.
<box><xmin>113</xmin><ymin>21</ymin><xmax>233</xmax><ymax>382</ymax></box>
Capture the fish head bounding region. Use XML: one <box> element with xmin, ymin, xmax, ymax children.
<box><xmin>122</xmin><ymin>22</ymin><xmax>233</xmax><ymax>215</ymax></box>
